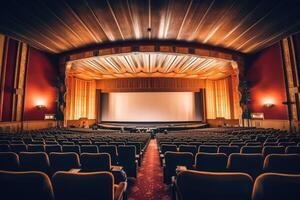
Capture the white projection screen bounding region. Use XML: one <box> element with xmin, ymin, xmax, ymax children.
<box><xmin>101</xmin><ymin>92</ymin><xmax>203</xmax><ymax>122</ymax></box>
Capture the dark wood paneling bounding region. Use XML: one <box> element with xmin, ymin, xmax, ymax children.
<box><xmin>96</xmin><ymin>77</ymin><xmax>205</xmax><ymax>92</ymax></box>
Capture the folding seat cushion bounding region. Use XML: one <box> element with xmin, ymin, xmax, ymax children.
<box><xmin>0</xmin><ymin>144</ymin><xmax>11</xmax><ymax>152</ymax></box>
<box><xmin>98</xmin><ymin>145</ymin><xmax>118</xmax><ymax>165</ymax></box>
<box><xmin>240</xmin><ymin>146</ymin><xmax>262</xmax><ymax>154</ymax></box>
<box><xmin>45</xmin><ymin>145</ymin><xmax>62</xmax><ymax>154</ymax></box>
<box><xmin>0</xmin><ymin>170</ymin><xmax>54</xmax><ymax>200</ymax></box>
<box><xmin>262</xmin><ymin>146</ymin><xmax>285</xmax><ymax>157</ymax></box>
<box><xmin>285</xmin><ymin>146</ymin><xmax>300</xmax><ymax>154</ymax></box>
<box><xmin>218</xmin><ymin>145</ymin><xmax>240</xmax><ymax>156</ymax></box>
<box><xmin>0</xmin><ymin>152</ymin><xmax>19</xmax><ymax>171</ymax></box>
<box><xmin>19</xmin><ymin>152</ymin><xmax>50</xmax><ymax>174</ymax></box>
<box><xmin>164</xmin><ymin>152</ymin><xmax>194</xmax><ymax>184</ymax></box>
<box><xmin>62</xmin><ymin>145</ymin><xmax>81</xmax><ymax>154</ymax></box>
<box><xmin>227</xmin><ymin>153</ymin><xmax>264</xmax><ymax>179</ymax></box>
<box><xmin>252</xmin><ymin>173</ymin><xmax>300</xmax><ymax>200</ymax></box>
<box><xmin>263</xmin><ymin>154</ymin><xmax>300</xmax><ymax>174</ymax></box>
<box><xmin>80</xmin><ymin>153</ymin><xmax>111</xmax><ymax>172</ymax></box>
<box><xmin>27</xmin><ymin>144</ymin><xmax>45</xmax><ymax>152</ymax></box>
<box><xmin>49</xmin><ymin>152</ymin><xmax>80</xmax><ymax>173</ymax></box>
<box><xmin>195</xmin><ymin>153</ymin><xmax>227</xmax><ymax>172</ymax></box>
<box><xmin>175</xmin><ymin>170</ymin><xmax>253</xmax><ymax>200</ymax></box>
<box><xmin>118</xmin><ymin>145</ymin><xmax>138</xmax><ymax>178</ymax></box>
<box><xmin>10</xmin><ymin>144</ymin><xmax>27</xmax><ymax>153</ymax></box>
<box><xmin>179</xmin><ymin>145</ymin><xmax>197</xmax><ymax>156</ymax></box>
<box><xmin>80</xmin><ymin>145</ymin><xmax>99</xmax><ymax>153</ymax></box>
<box><xmin>198</xmin><ymin>145</ymin><xmax>218</xmax><ymax>153</ymax></box>
<box><xmin>52</xmin><ymin>171</ymin><xmax>126</xmax><ymax>200</ymax></box>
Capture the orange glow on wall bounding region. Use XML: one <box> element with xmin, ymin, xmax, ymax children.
<box><xmin>35</xmin><ymin>98</ymin><xmax>47</xmax><ymax>107</ymax></box>
<box><xmin>262</xmin><ymin>97</ymin><xmax>275</xmax><ymax>107</ymax></box>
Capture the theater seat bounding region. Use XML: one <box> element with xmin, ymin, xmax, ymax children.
<box><xmin>240</xmin><ymin>146</ymin><xmax>262</xmax><ymax>154</ymax></box>
<box><xmin>262</xmin><ymin>146</ymin><xmax>285</xmax><ymax>157</ymax></box>
<box><xmin>227</xmin><ymin>153</ymin><xmax>264</xmax><ymax>179</ymax></box>
<box><xmin>19</xmin><ymin>152</ymin><xmax>50</xmax><ymax>174</ymax></box>
<box><xmin>81</xmin><ymin>145</ymin><xmax>99</xmax><ymax>153</ymax></box>
<box><xmin>163</xmin><ymin>152</ymin><xmax>194</xmax><ymax>184</ymax></box>
<box><xmin>263</xmin><ymin>154</ymin><xmax>300</xmax><ymax>174</ymax></box>
<box><xmin>27</xmin><ymin>144</ymin><xmax>45</xmax><ymax>152</ymax></box>
<box><xmin>0</xmin><ymin>152</ymin><xmax>19</xmax><ymax>171</ymax></box>
<box><xmin>99</xmin><ymin>145</ymin><xmax>118</xmax><ymax>165</ymax></box>
<box><xmin>62</xmin><ymin>145</ymin><xmax>81</xmax><ymax>154</ymax></box>
<box><xmin>285</xmin><ymin>146</ymin><xmax>300</xmax><ymax>154</ymax></box>
<box><xmin>0</xmin><ymin>170</ymin><xmax>54</xmax><ymax>200</ymax></box>
<box><xmin>179</xmin><ymin>145</ymin><xmax>197</xmax><ymax>157</ymax></box>
<box><xmin>218</xmin><ymin>145</ymin><xmax>240</xmax><ymax>156</ymax></box>
<box><xmin>198</xmin><ymin>145</ymin><xmax>218</xmax><ymax>153</ymax></box>
<box><xmin>45</xmin><ymin>145</ymin><xmax>62</xmax><ymax>154</ymax></box>
<box><xmin>118</xmin><ymin>145</ymin><xmax>138</xmax><ymax>178</ymax></box>
<box><xmin>175</xmin><ymin>170</ymin><xmax>253</xmax><ymax>200</ymax></box>
<box><xmin>195</xmin><ymin>153</ymin><xmax>227</xmax><ymax>172</ymax></box>
<box><xmin>0</xmin><ymin>144</ymin><xmax>11</xmax><ymax>152</ymax></box>
<box><xmin>52</xmin><ymin>171</ymin><xmax>126</xmax><ymax>200</ymax></box>
<box><xmin>49</xmin><ymin>152</ymin><xmax>80</xmax><ymax>173</ymax></box>
<box><xmin>252</xmin><ymin>173</ymin><xmax>300</xmax><ymax>200</ymax></box>
<box><xmin>10</xmin><ymin>144</ymin><xmax>27</xmax><ymax>154</ymax></box>
<box><xmin>80</xmin><ymin>153</ymin><xmax>111</xmax><ymax>172</ymax></box>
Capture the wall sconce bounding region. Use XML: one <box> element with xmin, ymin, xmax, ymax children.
<box><xmin>262</xmin><ymin>98</ymin><xmax>275</xmax><ymax>108</ymax></box>
<box><xmin>35</xmin><ymin>98</ymin><xmax>46</xmax><ymax>109</ymax></box>
<box><xmin>36</xmin><ymin>104</ymin><xmax>46</xmax><ymax>109</ymax></box>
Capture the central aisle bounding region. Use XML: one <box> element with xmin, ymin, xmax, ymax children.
<box><xmin>127</xmin><ymin>139</ymin><xmax>171</xmax><ymax>200</ymax></box>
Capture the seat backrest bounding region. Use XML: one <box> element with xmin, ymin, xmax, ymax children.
<box><xmin>118</xmin><ymin>145</ymin><xmax>136</xmax><ymax>165</ymax></box>
<box><xmin>45</xmin><ymin>145</ymin><xmax>62</xmax><ymax>154</ymax></box>
<box><xmin>161</xmin><ymin>144</ymin><xmax>177</xmax><ymax>154</ymax></box>
<box><xmin>252</xmin><ymin>173</ymin><xmax>300</xmax><ymax>200</ymax></box>
<box><xmin>0</xmin><ymin>170</ymin><xmax>54</xmax><ymax>200</ymax></box>
<box><xmin>10</xmin><ymin>144</ymin><xmax>27</xmax><ymax>153</ymax></box>
<box><xmin>262</xmin><ymin>146</ymin><xmax>285</xmax><ymax>157</ymax></box>
<box><xmin>179</xmin><ymin>145</ymin><xmax>197</xmax><ymax>156</ymax></box>
<box><xmin>241</xmin><ymin>146</ymin><xmax>262</xmax><ymax>154</ymax></box>
<box><xmin>126</xmin><ymin>142</ymin><xmax>141</xmax><ymax>154</ymax></box>
<box><xmin>264</xmin><ymin>154</ymin><xmax>300</xmax><ymax>174</ymax></box>
<box><xmin>227</xmin><ymin>153</ymin><xmax>264</xmax><ymax>179</ymax></box>
<box><xmin>285</xmin><ymin>146</ymin><xmax>300</xmax><ymax>154</ymax></box>
<box><xmin>165</xmin><ymin>152</ymin><xmax>194</xmax><ymax>173</ymax></box>
<box><xmin>80</xmin><ymin>153</ymin><xmax>111</xmax><ymax>172</ymax></box>
<box><xmin>98</xmin><ymin>145</ymin><xmax>118</xmax><ymax>164</ymax></box>
<box><xmin>176</xmin><ymin>170</ymin><xmax>253</xmax><ymax>200</ymax></box>
<box><xmin>28</xmin><ymin>144</ymin><xmax>45</xmax><ymax>152</ymax></box>
<box><xmin>0</xmin><ymin>144</ymin><xmax>11</xmax><ymax>152</ymax></box>
<box><xmin>62</xmin><ymin>145</ymin><xmax>81</xmax><ymax>154</ymax></box>
<box><xmin>218</xmin><ymin>145</ymin><xmax>240</xmax><ymax>156</ymax></box>
<box><xmin>198</xmin><ymin>145</ymin><xmax>218</xmax><ymax>153</ymax></box>
<box><xmin>19</xmin><ymin>152</ymin><xmax>50</xmax><ymax>173</ymax></box>
<box><xmin>0</xmin><ymin>152</ymin><xmax>19</xmax><ymax>171</ymax></box>
<box><xmin>80</xmin><ymin>145</ymin><xmax>99</xmax><ymax>153</ymax></box>
<box><xmin>195</xmin><ymin>153</ymin><xmax>227</xmax><ymax>172</ymax></box>
<box><xmin>49</xmin><ymin>152</ymin><xmax>80</xmax><ymax>173</ymax></box>
<box><xmin>52</xmin><ymin>171</ymin><xmax>114</xmax><ymax>200</ymax></box>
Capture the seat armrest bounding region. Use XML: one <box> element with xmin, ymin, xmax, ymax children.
<box><xmin>135</xmin><ymin>154</ymin><xmax>140</xmax><ymax>159</ymax></box>
<box><xmin>162</xmin><ymin>159</ymin><xmax>166</xmax><ymax>167</ymax></box>
<box><xmin>176</xmin><ymin>166</ymin><xmax>187</xmax><ymax>174</ymax></box>
<box><xmin>114</xmin><ymin>182</ymin><xmax>127</xmax><ymax>200</ymax></box>
<box><xmin>111</xmin><ymin>166</ymin><xmax>123</xmax><ymax>171</ymax></box>
<box><xmin>68</xmin><ymin>168</ymin><xmax>81</xmax><ymax>173</ymax></box>
<box><xmin>160</xmin><ymin>154</ymin><xmax>164</xmax><ymax>158</ymax></box>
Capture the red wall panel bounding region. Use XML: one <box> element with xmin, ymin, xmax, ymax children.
<box><xmin>246</xmin><ymin>43</ymin><xmax>288</xmax><ymax>120</ymax></box>
<box><xmin>24</xmin><ymin>47</ymin><xmax>58</xmax><ymax>121</ymax></box>
<box><xmin>2</xmin><ymin>39</ymin><xmax>18</xmax><ymax>121</ymax></box>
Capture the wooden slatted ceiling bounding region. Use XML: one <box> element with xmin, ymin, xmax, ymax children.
<box><xmin>0</xmin><ymin>0</ymin><xmax>299</xmax><ymax>54</ymax></box>
<box><xmin>68</xmin><ymin>52</ymin><xmax>234</xmax><ymax>80</ymax></box>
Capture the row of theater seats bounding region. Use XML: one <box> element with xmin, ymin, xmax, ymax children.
<box><xmin>163</xmin><ymin>151</ymin><xmax>300</xmax><ymax>183</ymax></box>
<box><xmin>0</xmin><ymin>143</ymin><xmax>144</xmax><ymax>166</ymax></box>
<box><xmin>0</xmin><ymin>148</ymin><xmax>138</xmax><ymax>178</ymax></box>
<box><xmin>173</xmin><ymin>170</ymin><xmax>300</xmax><ymax>200</ymax></box>
<box><xmin>159</xmin><ymin>143</ymin><xmax>300</xmax><ymax>158</ymax></box>
<box><xmin>0</xmin><ymin>170</ymin><xmax>126</xmax><ymax>200</ymax></box>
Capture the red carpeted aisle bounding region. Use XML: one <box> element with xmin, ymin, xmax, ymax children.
<box><xmin>127</xmin><ymin>139</ymin><xmax>171</xmax><ymax>200</ymax></box>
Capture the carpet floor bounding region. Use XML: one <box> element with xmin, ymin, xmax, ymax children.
<box><xmin>127</xmin><ymin>139</ymin><xmax>171</xmax><ymax>200</ymax></box>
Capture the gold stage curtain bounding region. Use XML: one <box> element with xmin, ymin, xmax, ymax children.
<box><xmin>206</xmin><ymin>78</ymin><xmax>231</xmax><ymax>119</ymax></box>
<box><xmin>65</xmin><ymin>76</ymin><xmax>96</xmax><ymax>120</ymax></box>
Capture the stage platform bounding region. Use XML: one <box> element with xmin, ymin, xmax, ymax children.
<box><xmin>97</xmin><ymin>121</ymin><xmax>208</xmax><ymax>131</ymax></box>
